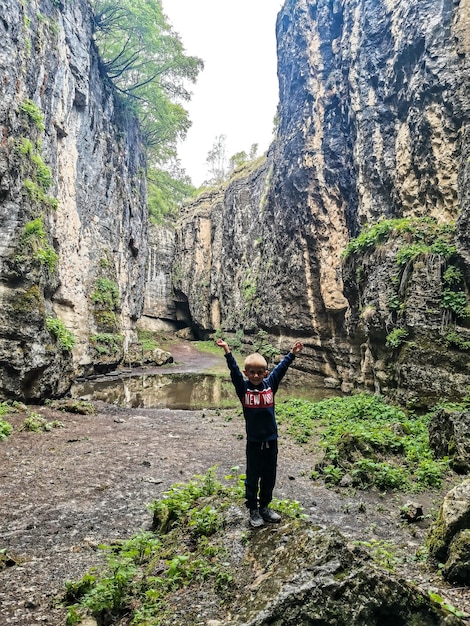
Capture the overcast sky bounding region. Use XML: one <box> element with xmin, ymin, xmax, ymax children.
<box><xmin>163</xmin><ymin>0</ymin><xmax>284</xmax><ymax>186</ymax></box>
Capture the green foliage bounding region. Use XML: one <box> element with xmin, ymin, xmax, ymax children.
<box><xmin>147</xmin><ymin>166</ymin><xmax>194</xmax><ymax>224</ymax></box>
<box><xmin>276</xmin><ymin>394</ymin><xmax>449</xmax><ymax>491</ymax></box>
<box><xmin>428</xmin><ymin>592</ymin><xmax>467</xmax><ymax>618</ymax></box>
<box><xmin>19</xmin><ymin>99</ymin><xmax>45</xmax><ymax>131</ymax></box>
<box><xmin>46</xmin><ymin>316</ymin><xmax>76</xmax><ymax>351</ymax></box>
<box><xmin>442</xmin><ymin>265</ymin><xmax>463</xmax><ymax>286</ymax></box>
<box><xmin>48</xmin><ymin>399</ymin><xmax>97</xmax><ymax>415</ymax></box>
<box><xmin>23</xmin><ymin>179</ymin><xmax>58</xmax><ymax>210</ymax></box>
<box><xmin>91</xmin><ymin>278</ymin><xmax>120</xmax><ymax>309</ymax></box>
<box><xmin>0</xmin><ymin>417</ymin><xmax>13</xmax><ymax>441</ymax></box>
<box><xmin>17</xmin><ymin>137</ymin><xmax>57</xmax><ymax>209</ymax></box>
<box><xmin>137</xmin><ymin>329</ymin><xmax>157</xmax><ymax>352</ymax></box>
<box><xmin>31</xmin><ymin>153</ymin><xmax>53</xmax><ymax>191</ymax></box>
<box><xmin>343</xmin><ymin>220</ymin><xmax>400</xmax><ymax>256</ymax></box>
<box><xmin>444</xmin><ymin>329</ymin><xmax>470</xmax><ymax>351</ymax></box>
<box><xmin>91</xmin><ymin>333</ymin><xmax>123</xmax><ymax>356</ymax></box>
<box><xmin>65</xmin><ymin>468</ymin><xmax>304</xmax><ymax>624</ymax></box>
<box><xmin>91</xmin><ymin>0</ymin><xmax>203</xmax><ymax>207</ymax></box>
<box><xmin>343</xmin><ymin>217</ymin><xmax>456</xmax><ymax>259</ymax></box>
<box><xmin>18</xmin><ymin>137</ymin><xmax>35</xmax><ymax>156</ymax></box>
<box><xmin>20</xmin><ymin>412</ymin><xmax>64</xmax><ymax>432</ymax></box>
<box><xmin>395</xmin><ymin>243</ymin><xmax>428</xmax><ymax>266</ymax></box>
<box><xmin>354</xmin><ymin>539</ymin><xmax>402</xmax><ymax>571</ymax></box>
<box><xmin>385</xmin><ymin>328</ymin><xmax>409</xmax><ymax>349</ymax></box>
<box><xmin>441</xmin><ymin>289</ymin><xmax>470</xmax><ymax>319</ymax></box>
<box><xmin>242</xmin><ymin>270</ymin><xmax>257</xmax><ymax>309</ymax></box>
<box><xmin>252</xmin><ymin>330</ymin><xmax>279</xmax><ymax>363</ymax></box>
<box><xmin>18</xmin><ymin>218</ymin><xmax>58</xmax><ymax>271</ymax></box>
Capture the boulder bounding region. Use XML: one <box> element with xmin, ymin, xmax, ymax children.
<box><xmin>427</xmin><ymin>479</ymin><xmax>470</xmax><ymax>566</ymax></box>
<box><xmin>228</xmin><ymin>522</ymin><xmax>464</xmax><ymax>625</ymax></box>
<box><xmin>442</xmin><ymin>529</ymin><xmax>470</xmax><ymax>585</ymax></box>
<box><xmin>429</xmin><ymin>408</ymin><xmax>470</xmax><ymax>473</ymax></box>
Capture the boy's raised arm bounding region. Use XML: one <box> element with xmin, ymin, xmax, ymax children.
<box><xmin>216</xmin><ymin>338</ymin><xmax>231</xmax><ymax>354</ymax></box>
<box><xmin>290</xmin><ymin>341</ymin><xmax>304</xmax><ymax>355</ymax></box>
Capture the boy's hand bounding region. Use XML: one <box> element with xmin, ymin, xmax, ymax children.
<box><xmin>216</xmin><ymin>338</ymin><xmax>230</xmax><ymax>353</ymax></box>
<box><xmin>291</xmin><ymin>341</ymin><xmax>303</xmax><ymax>355</ymax></box>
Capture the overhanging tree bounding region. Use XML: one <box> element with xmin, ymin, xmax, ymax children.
<box><xmin>91</xmin><ymin>0</ymin><xmax>203</xmax><ymax>222</ymax></box>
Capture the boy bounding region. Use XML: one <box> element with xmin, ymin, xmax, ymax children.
<box><xmin>216</xmin><ymin>337</ymin><xmax>304</xmax><ymax>527</ymax></box>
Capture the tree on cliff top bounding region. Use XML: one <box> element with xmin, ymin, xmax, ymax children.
<box><xmin>91</xmin><ymin>0</ymin><xmax>203</xmax><ymax>222</ymax></box>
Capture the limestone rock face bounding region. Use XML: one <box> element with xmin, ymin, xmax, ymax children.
<box><xmin>159</xmin><ymin>0</ymin><xmax>470</xmax><ymax>403</ymax></box>
<box><xmin>0</xmin><ymin>0</ymin><xmax>147</xmax><ymax>399</ymax></box>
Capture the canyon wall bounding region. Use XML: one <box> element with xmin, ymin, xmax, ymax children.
<box><xmin>149</xmin><ymin>0</ymin><xmax>470</xmax><ymax>405</ymax></box>
<box><xmin>0</xmin><ymin>0</ymin><xmax>147</xmax><ymax>399</ymax></box>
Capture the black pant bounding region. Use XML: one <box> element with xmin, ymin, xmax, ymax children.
<box><xmin>245</xmin><ymin>439</ymin><xmax>278</xmax><ymax>510</ymax></box>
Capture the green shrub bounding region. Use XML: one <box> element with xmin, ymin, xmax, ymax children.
<box><xmin>0</xmin><ymin>417</ymin><xmax>13</xmax><ymax>440</ymax></box>
<box><xmin>441</xmin><ymin>289</ymin><xmax>470</xmax><ymax>319</ymax></box>
<box><xmin>386</xmin><ymin>328</ymin><xmax>409</xmax><ymax>348</ymax></box>
<box><xmin>137</xmin><ymin>329</ymin><xmax>157</xmax><ymax>351</ymax></box>
<box><xmin>91</xmin><ymin>333</ymin><xmax>123</xmax><ymax>356</ymax></box>
<box><xmin>19</xmin><ymin>99</ymin><xmax>45</xmax><ymax>131</ymax></box>
<box><xmin>21</xmin><ymin>412</ymin><xmax>64</xmax><ymax>432</ymax></box>
<box><xmin>343</xmin><ymin>217</ymin><xmax>456</xmax><ymax>260</ymax></box>
<box><xmin>46</xmin><ymin>317</ymin><xmax>76</xmax><ymax>351</ymax></box>
<box><xmin>19</xmin><ymin>218</ymin><xmax>58</xmax><ymax>271</ymax></box>
<box><xmin>276</xmin><ymin>394</ymin><xmax>449</xmax><ymax>491</ymax></box>
<box><xmin>91</xmin><ymin>278</ymin><xmax>120</xmax><ymax>309</ymax></box>
<box><xmin>444</xmin><ymin>330</ymin><xmax>470</xmax><ymax>351</ymax></box>
<box><xmin>442</xmin><ymin>265</ymin><xmax>463</xmax><ymax>286</ymax></box>
<box><xmin>32</xmin><ymin>153</ymin><xmax>53</xmax><ymax>191</ymax></box>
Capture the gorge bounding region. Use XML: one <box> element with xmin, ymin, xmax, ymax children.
<box><xmin>1</xmin><ymin>0</ymin><xmax>469</xmax><ymax>407</ymax></box>
<box><xmin>1</xmin><ymin>1</ymin><xmax>470</xmax><ymax>624</ymax></box>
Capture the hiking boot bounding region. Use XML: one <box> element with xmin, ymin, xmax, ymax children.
<box><xmin>249</xmin><ymin>509</ymin><xmax>265</xmax><ymax>528</ymax></box>
<box><xmin>259</xmin><ymin>506</ymin><xmax>281</xmax><ymax>523</ymax></box>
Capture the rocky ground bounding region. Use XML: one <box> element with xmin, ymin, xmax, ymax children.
<box><xmin>0</xmin><ymin>343</ymin><xmax>469</xmax><ymax>625</ymax></box>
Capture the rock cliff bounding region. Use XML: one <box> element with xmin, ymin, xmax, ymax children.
<box><xmin>148</xmin><ymin>0</ymin><xmax>470</xmax><ymax>405</ymax></box>
<box><xmin>0</xmin><ymin>0</ymin><xmax>147</xmax><ymax>399</ymax></box>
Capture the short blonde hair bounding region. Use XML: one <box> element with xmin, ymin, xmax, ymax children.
<box><xmin>244</xmin><ymin>353</ymin><xmax>267</xmax><ymax>370</ymax></box>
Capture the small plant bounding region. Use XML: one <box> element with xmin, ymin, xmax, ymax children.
<box><xmin>443</xmin><ymin>265</ymin><xmax>463</xmax><ymax>286</ymax></box>
<box><xmin>91</xmin><ymin>333</ymin><xmax>123</xmax><ymax>356</ymax></box>
<box><xmin>46</xmin><ymin>317</ymin><xmax>76</xmax><ymax>351</ymax></box>
<box><xmin>342</xmin><ymin>217</ymin><xmax>456</xmax><ymax>260</ymax></box>
<box><xmin>252</xmin><ymin>329</ymin><xmax>278</xmax><ymax>363</ymax></box>
<box><xmin>137</xmin><ymin>329</ymin><xmax>157</xmax><ymax>352</ymax></box>
<box><xmin>187</xmin><ymin>505</ymin><xmax>223</xmax><ymax>538</ymax></box>
<box><xmin>31</xmin><ymin>153</ymin><xmax>53</xmax><ymax>191</ymax></box>
<box><xmin>91</xmin><ymin>278</ymin><xmax>120</xmax><ymax>309</ymax></box>
<box><xmin>20</xmin><ymin>412</ymin><xmax>64</xmax><ymax>432</ymax></box>
<box><xmin>19</xmin><ymin>99</ymin><xmax>45</xmax><ymax>131</ymax></box>
<box><xmin>428</xmin><ymin>592</ymin><xmax>466</xmax><ymax>618</ymax></box>
<box><xmin>441</xmin><ymin>289</ymin><xmax>470</xmax><ymax>319</ymax></box>
<box><xmin>444</xmin><ymin>330</ymin><xmax>470</xmax><ymax>351</ymax></box>
<box><xmin>386</xmin><ymin>328</ymin><xmax>409</xmax><ymax>348</ymax></box>
<box><xmin>354</xmin><ymin>539</ymin><xmax>401</xmax><ymax>571</ymax></box>
<box><xmin>0</xmin><ymin>417</ymin><xmax>13</xmax><ymax>440</ymax></box>
<box><xmin>17</xmin><ymin>218</ymin><xmax>58</xmax><ymax>271</ymax></box>
<box><xmin>395</xmin><ymin>243</ymin><xmax>428</xmax><ymax>266</ymax></box>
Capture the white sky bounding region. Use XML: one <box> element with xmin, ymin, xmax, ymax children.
<box><xmin>162</xmin><ymin>0</ymin><xmax>284</xmax><ymax>186</ymax></box>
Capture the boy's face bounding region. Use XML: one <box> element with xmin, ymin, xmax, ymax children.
<box><xmin>243</xmin><ymin>366</ymin><xmax>268</xmax><ymax>386</ymax></box>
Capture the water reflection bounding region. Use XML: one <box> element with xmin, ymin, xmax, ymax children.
<box><xmin>72</xmin><ymin>373</ymin><xmax>229</xmax><ymax>410</ymax></box>
<box><xmin>71</xmin><ymin>372</ymin><xmax>338</xmax><ymax>410</ymax></box>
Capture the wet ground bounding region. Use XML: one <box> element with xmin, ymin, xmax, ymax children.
<box><xmin>0</xmin><ymin>342</ymin><xmax>469</xmax><ymax>625</ymax></box>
